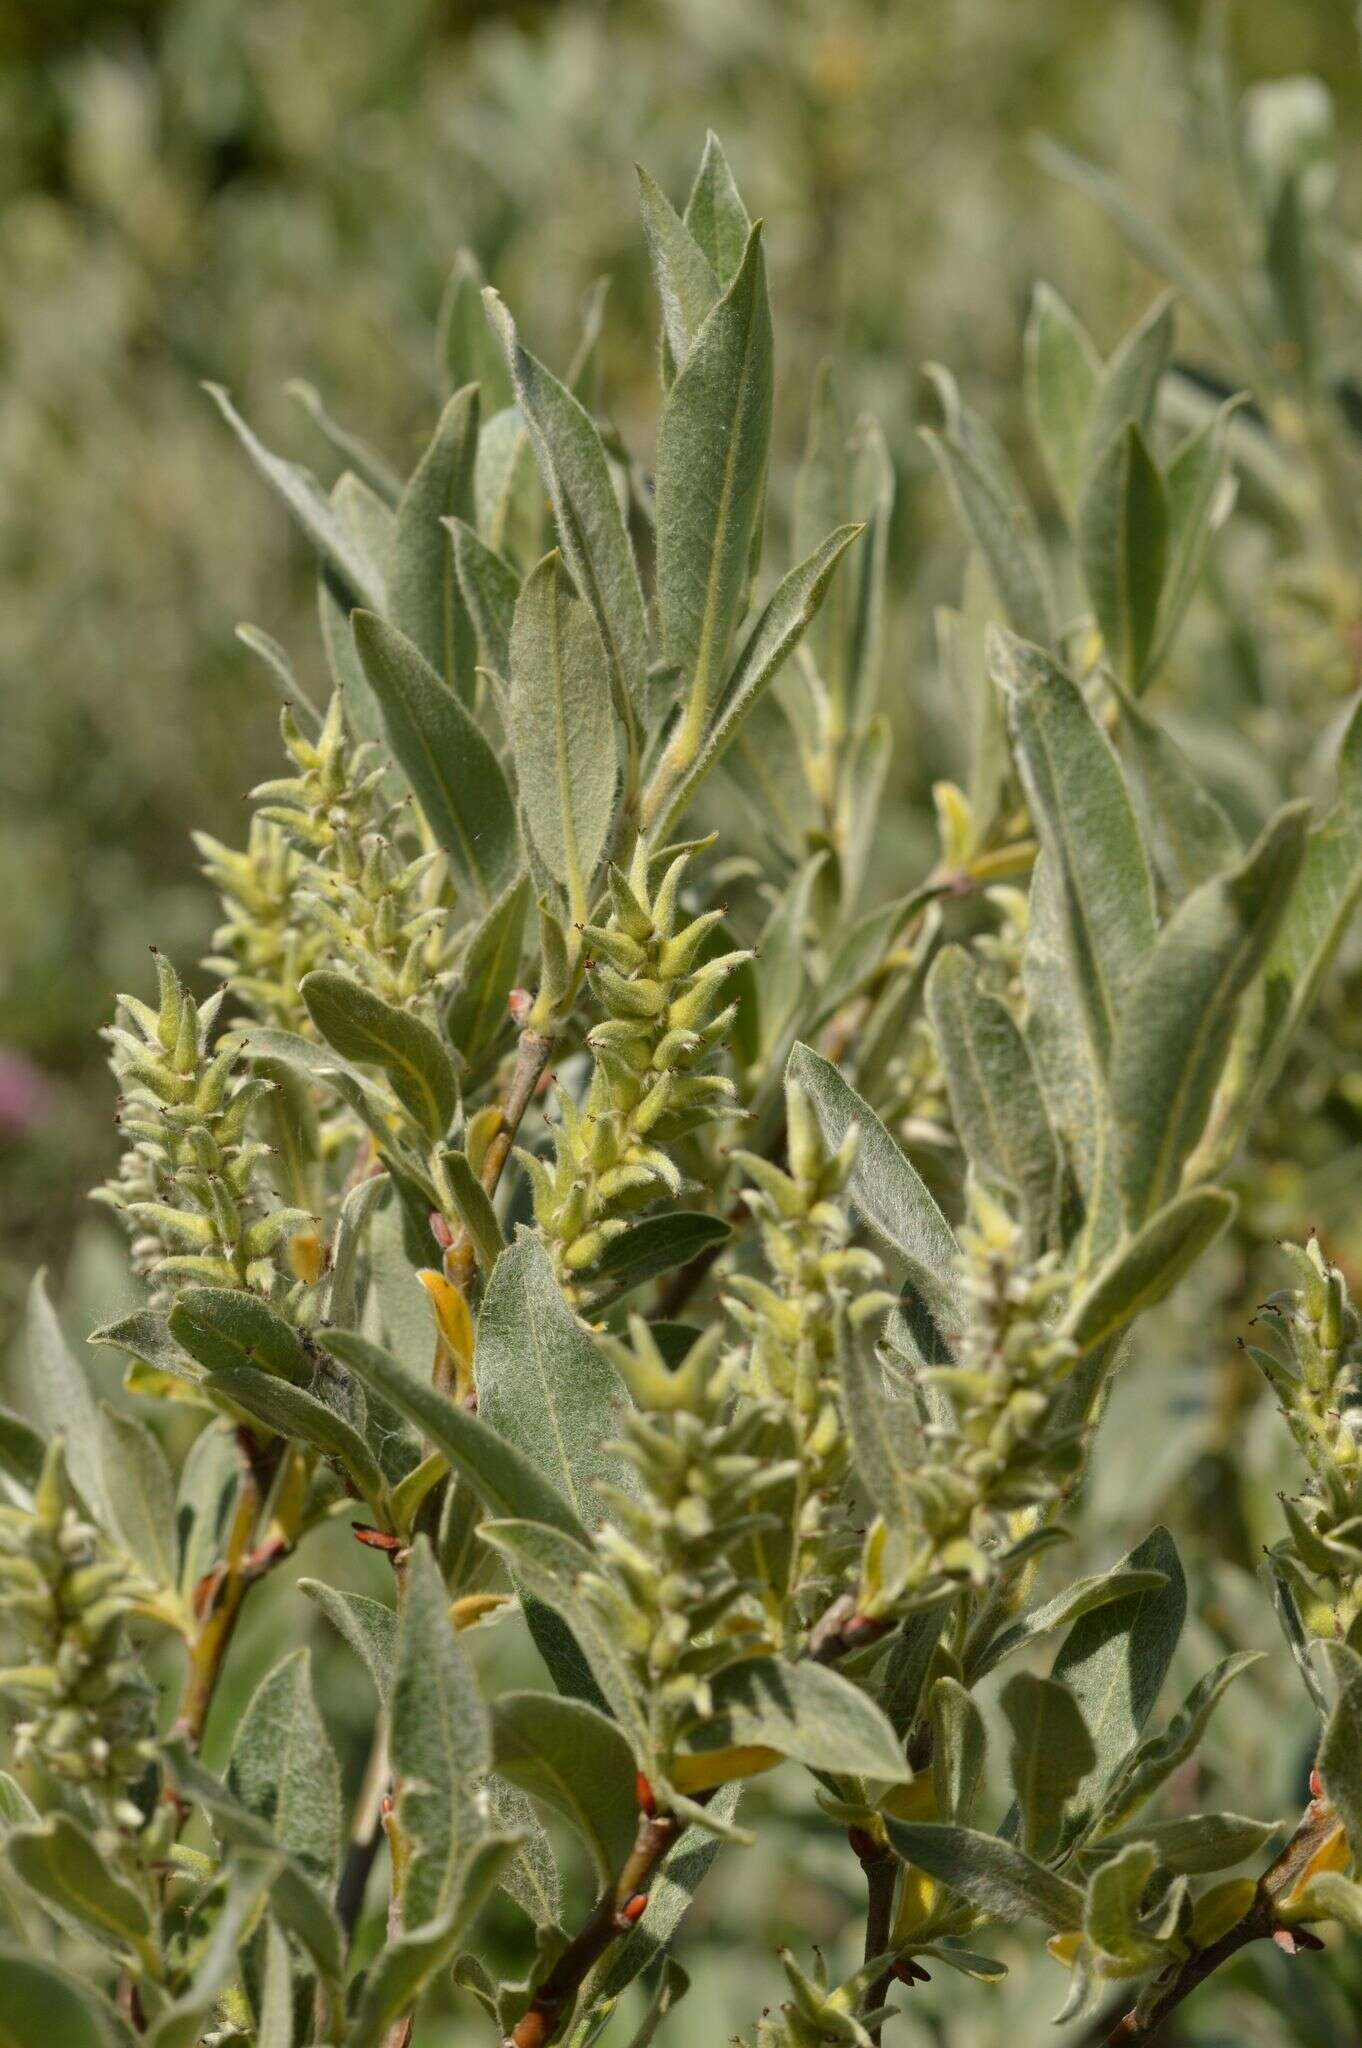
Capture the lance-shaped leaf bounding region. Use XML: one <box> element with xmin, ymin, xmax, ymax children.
<box><xmin>321</xmin><ymin>1330</ymin><xmax>586</xmax><ymax>1541</ymax></box>
<box><xmin>302</xmin><ymin>969</ymin><xmax>459</xmax><ymax>1143</ymax></box>
<box><xmin>677</xmin><ymin>1658</ymin><xmax>910</xmax><ymax>1784</ymax></box>
<box><xmin>441</xmin><ymin>1148</ymin><xmax>505</xmax><ymax>1276</ymax></box>
<box><xmin>884</xmin><ymin>1820</ymin><xmax>1083</xmax><ymax>1931</ymax></box>
<box><xmin>479</xmin><ymin>1519</ymin><xmax>650</xmax><ymax>1759</ymax></box>
<box><xmin>96</xmin><ymin>1405</ymin><xmax>176</xmax><ymax>1593</ymax></box>
<box><xmin>1149</xmin><ymin>398</ymin><xmax>1241</xmax><ymax>675</ymax></box>
<box><xmin>654</xmin><ymin>523</ymin><xmax>863</xmax><ymax>838</ymax></box>
<box><xmin>391</xmin><ymin>1538</ymin><xmax>491</xmax><ymax>1926</ymax></box>
<box><xmin>511</xmin><ymin>551</ymin><xmax>617</xmax><ymax>917</ymax></box>
<box><xmin>484</xmin><ymin>292</ymin><xmax>647</xmax><ymax>721</ymax></box>
<box><xmin>921</xmin><ymin>365</ymin><xmax>1054</xmax><ymax>648</ymax></box>
<box><xmin>345</xmin><ymin>1833</ymin><xmax>517</xmax><ymax>2048</ymax></box>
<box><xmin>475</xmin><ymin>1235</ymin><xmax>634</xmax><ymax>1528</ymax></box>
<box><xmin>592</xmin><ymin>1211</ymin><xmax>731</xmax><ymax>1301</ymax></box>
<box><xmin>0</xmin><ymin>1953</ymin><xmax>135</xmax><ymax>2048</ymax></box>
<box><xmin>655</xmin><ymin>220</ymin><xmax>773</xmax><ymax>721</ymax></box>
<box><xmin>638</xmin><ymin>163</ymin><xmax>721</xmax><ymax>380</ymax></box>
<box><xmin>1049</xmin><ymin>1526</ymin><xmax>1185</xmax><ymax>1839</ymax></box>
<box><xmin>968</xmin><ymin>1563</ymin><xmax>1172</xmax><ymax>1681</ymax></box>
<box><xmin>1314</xmin><ymin>1643</ymin><xmax>1362</xmax><ymax>1860</ymax></box>
<box><xmin>926</xmin><ymin>944</ymin><xmax>1060</xmax><ymax>1247</ymax></box>
<box><xmin>228</xmin><ymin>1649</ymin><xmax>341</xmax><ymax>1889</ymax></box>
<box><xmin>1079</xmin><ymin>421</ymin><xmax>1167</xmax><ymax>694</ymax></box>
<box><xmin>684</xmin><ymin>131</ymin><xmax>750</xmax><ymax>280</ymax></box>
<box><xmin>1090</xmin><ymin>1812</ymin><xmax>1276</xmax><ymax>1875</ymax></box>
<box><xmin>1092</xmin><ymin>1650</ymin><xmax>1265</xmax><ymax>1839</ymax></box>
<box><xmin>23</xmin><ymin>1273</ymin><xmax>110</xmax><ymax>1529</ymax></box>
<box><xmin>7</xmin><ymin>1815</ymin><xmax>152</xmax><ymax>1954</ymax></box>
<box><xmin>388</xmin><ymin>385</ymin><xmax>479</xmax><ymax>700</ymax></box>
<box><xmin>491</xmin><ymin>1691</ymin><xmax>638</xmax><ymax>1881</ymax></box>
<box><xmin>794</xmin><ymin>363</ymin><xmax>855</xmax><ymax>700</ymax></box>
<box><xmin>206</xmin><ymin>1366</ymin><xmax>383</xmax><ymax>1505</ymax></box>
<box><xmin>1063</xmin><ymin>1186</ymin><xmax>1236</xmax><ymax>1356</ymax></box>
<box><xmin>1000</xmin><ymin>1674</ymin><xmax>1095</xmax><ymax>1859</ymax></box>
<box><xmin>1109</xmin><ymin>801</ymin><xmax>1309</xmax><ymax>1224</ymax></box>
<box><xmin>1083</xmin><ymin>1841</ymin><xmax>1161</xmax><ymax>1973</ymax></box>
<box><xmin>788</xmin><ymin>1042</ymin><xmax>963</xmax><ymax>1362</ymax></box>
<box><xmin>930</xmin><ymin>1678</ymin><xmax>988</xmax><ymax>1827</ymax></box>
<box><xmin>205</xmin><ymin>384</ymin><xmax>385</xmax><ymax>610</ymax></box>
<box><xmin>1024</xmin><ymin>284</ymin><xmax>1100</xmax><ymax>526</ymax></box>
<box><xmin>352</xmin><ymin>611</ymin><xmax>520</xmax><ymax>910</ymax></box>
<box><xmin>168</xmin><ymin>1286</ymin><xmax>312</xmax><ymax>1382</ymax></box>
<box><xmin>300</xmin><ymin>1581</ymin><xmax>398</xmax><ymax>1707</ymax></box>
<box><xmin>1113</xmin><ymin>694</ymin><xmax>1240</xmax><ymax>901</ymax></box>
<box><xmin>1082</xmin><ymin>293</ymin><xmax>1174</xmax><ymax>479</ymax></box>
<box><xmin>448</xmin><ymin>517</ymin><xmax>520</xmax><ymax>678</ymax></box>
<box><xmin>445</xmin><ymin>873</ymin><xmax>529</xmax><ymax>1068</ymax></box>
<box><xmin>995</xmin><ymin>631</ymin><xmax>1156</xmax><ymax>1075</ymax></box>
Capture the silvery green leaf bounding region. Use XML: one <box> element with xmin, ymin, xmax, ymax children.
<box><xmin>257</xmin><ymin>1918</ymin><xmax>293</xmax><ymax>2048</ymax></box>
<box><xmin>1317</xmin><ymin>1643</ymin><xmax>1362</xmax><ymax>1859</ymax></box>
<box><xmin>683</xmin><ymin>131</ymin><xmax>750</xmax><ymax>281</ymax></box>
<box><xmin>654</xmin><ymin>524</ymin><xmax>863</xmax><ymax>840</ymax></box>
<box><xmin>1081</xmin><ymin>294</ymin><xmax>1174</xmax><ymax>483</ymax></box>
<box><xmin>24</xmin><ymin>1273</ymin><xmax>109</xmax><ymax>1528</ymax></box>
<box><xmin>203</xmin><ymin>1366</ymin><xmax>384</xmax><ymax>1508</ymax></box>
<box><xmin>388</xmin><ymin>385</ymin><xmax>479</xmax><ymax>701</ymax></box>
<box><xmin>475</xmin><ymin>1235</ymin><xmax>634</xmax><ymax>1528</ymax></box>
<box><xmin>679</xmin><ymin>1656</ymin><xmax>910</xmax><ymax>1784</ymax></box>
<box><xmin>490</xmin><ymin>1691</ymin><xmax>637</xmax><ymax>1882</ymax></box>
<box><xmin>884</xmin><ymin>1820</ymin><xmax>1083</xmax><ymax>1931</ymax></box>
<box><xmin>327</xmin><ymin>1172</ymin><xmax>387</xmax><ymax>1329</ymax></box>
<box><xmin>1024</xmin><ymin>283</ymin><xmax>1101</xmax><ymax>525</ymax></box>
<box><xmin>161</xmin><ymin>1739</ymin><xmax>344</xmax><ymax>1991</ymax></box>
<box><xmin>89</xmin><ymin>1308</ymin><xmax>200</xmax><ymax>1390</ymax></box>
<box><xmin>719</xmin><ymin>687</ymin><xmax>819</xmax><ymax>862</ymax></box>
<box><xmin>479</xmin><ymin>1519</ymin><xmax>650</xmax><ymax>1758</ymax></box>
<box><xmin>638</xmin><ymin>163</ymin><xmax>721</xmax><ymax>381</ymax></box>
<box><xmin>838</xmin><ymin>713</ymin><xmax>892</xmax><ymax>911</ymax></box>
<box><xmin>97</xmin><ymin>1404</ymin><xmax>176</xmax><ymax>1592</ymax></box>
<box><xmin>344</xmin><ymin>1833</ymin><xmax>517</xmax><ymax>2048</ymax></box>
<box><xmin>1034</xmin><ymin>140</ymin><xmax>1259</xmax><ymax>383</ymax></box>
<box><xmin>474</xmin><ymin>405</ymin><xmax>543</xmax><ymax>570</ymax></box>
<box><xmin>1021</xmin><ymin>852</ymin><xmax>1105</xmax><ymax>1239</ymax></box>
<box><xmin>993</xmin><ymin>630</ymin><xmax>1156</xmax><ymax>1071</ymax></box>
<box><xmin>1112</xmin><ymin>695</ymin><xmax>1240</xmax><ymax>901</ymax></box>
<box><xmin>352</xmin><ymin>610</ymin><xmax>520</xmax><ymax>911</ymax></box>
<box><xmin>144</xmin><ymin>1856</ymin><xmax>280</xmax><ymax>2048</ymax></box>
<box><xmin>168</xmin><ymin>1286</ymin><xmax>312</xmax><ymax>1382</ymax></box>
<box><xmin>968</xmin><ymin>1565</ymin><xmax>1172</xmax><ymax>1680</ymax></box>
<box><xmin>172</xmin><ymin>1419</ymin><xmax>238</xmax><ymax>1606</ymax></box>
<box><xmin>1063</xmin><ymin>1187</ymin><xmax>1235</xmax><ymax>1354</ymax></box>
<box><xmin>442</xmin><ymin>1148</ymin><xmax>505</xmax><ymax>1277</ymax></box>
<box><xmin>1089</xmin><ymin>1812</ymin><xmax>1276</xmax><ymax>1875</ymax></box>
<box><xmin>445</xmin><ymin>873</ymin><xmax>529</xmax><ymax>1070</ymax></box>
<box><xmin>7</xmin><ymin>1814</ymin><xmax>152</xmax><ymax>1953</ymax></box>
<box><xmin>1049</xmin><ymin>1526</ymin><xmax>1185</xmax><ymax>1838</ymax></box>
<box><xmin>1109</xmin><ymin>802</ymin><xmax>1309</xmax><ymax>1225</ymax></box>
<box><xmin>510</xmin><ymin>551</ymin><xmax>618</xmax><ymax>917</ymax></box>
<box><xmin>205</xmin><ymin>384</ymin><xmax>385</xmax><ymax>610</ymax></box>
<box><xmin>806</xmin><ymin>884</ymin><xmax>934</xmax><ymax>1034</ymax></box>
<box><xmin>938</xmin><ymin>554</ymin><xmax>1010</xmax><ymax>849</ymax></box>
<box><xmin>794</xmin><ymin>363</ymin><xmax>854</xmax><ymax>700</ymax></box>
<box><xmin>228</xmin><ymin>1647</ymin><xmax>341</xmax><ymax>1889</ymax></box>
<box><xmin>287</xmin><ymin>377</ymin><xmax>401</xmax><ymax>504</ymax></box>
<box><xmin>322</xmin><ymin>1331</ymin><xmax>586</xmax><ymax>1541</ymax></box>
<box><xmin>484</xmin><ymin>293</ymin><xmax>648</xmax><ymax>724</ymax></box>
<box><xmin>448</xmin><ymin>516</ymin><xmax>520</xmax><ymax>678</ymax></box>
<box><xmin>591</xmin><ymin>1212</ymin><xmax>731</xmax><ymax>1303</ymax></box>
<box><xmin>926</xmin><ymin>944</ymin><xmax>1060</xmax><ymax>1249</ymax></box>
<box><xmin>837</xmin><ymin>1322</ymin><xmax>920</xmax><ymax>1534</ymax></box>
<box><xmin>236</xmin><ymin>621</ymin><xmax>322</xmax><ymax>734</ymax></box>
<box><xmin>437</xmin><ymin>249</ymin><xmax>513</xmax><ymax>408</ymax></box>
<box><xmin>920</xmin><ymin>365</ymin><xmax>1054</xmax><ymax>648</ymax></box>
<box><xmin>302</xmin><ymin>968</ymin><xmax>459</xmax><ymax>1143</ymax></box>
<box><xmin>788</xmin><ymin>1042</ymin><xmax>963</xmax><ymax>1364</ymax></box>
<box><xmin>299</xmin><ymin>1580</ymin><xmax>397</xmax><ymax>1708</ymax></box>
<box><xmin>1149</xmin><ymin>399</ymin><xmax>1241</xmax><ymax>674</ymax></box>
<box><xmin>930</xmin><ymin>1677</ymin><xmax>987</xmax><ymax>1827</ymax></box>
<box><xmin>0</xmin><ymin>1953</ymin><xmax>135</xmax><ymax>2048</ymax></box>
<box><xmin>845</xmin><ymin>412</ymin><xmax>894</xmax><ymax>732</ymax></box>
<box><xmin>392</xmin><ymin>1538</ymin><xmax>491</xmax><ymax>1926</ymax></box>
<box><xmin>655</xmin><ymin>221</ymin><xmax>773</xmax><ymax>722</ymax></box>
<box><xmin>1078</xmin><ymin>421</ymin><xmax>1168</xmax><ymax>694</ymax></box>
<box><xmin>1083</xmin><ymin>1840</ymin><xmax>1160</xmax><ymax>1971</ymax></box>
<box><xmin>1000</xmin><ymin>1673</ymin><xmax>1095</xmax><ymax>1860</ymax></box>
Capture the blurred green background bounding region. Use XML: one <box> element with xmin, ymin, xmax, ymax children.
<box><xmin>6</xmin><ymin>4</ymin><xmax>1362</xmax><ymax>2039</ymax></box>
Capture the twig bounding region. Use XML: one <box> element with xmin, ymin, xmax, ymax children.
<box><xmin>501</xmin><ymin>1804</ymin><xmax>680</xmax><ymax>2048</ymax></box>
<box><xmin>1101</xmin><ymin>1793</ymin><xmax>1337</xmax><ymax>2043</ymax></box>
<box><xmin>336</xmin><ymin>1713</ymin><xmax>391</xmax><ymax>1937</ymax></box>
<box><xmin>850</xmin><ymin>1828</ymin><xmax>898</xmax><ymax>2046</ymax></box>
<box><xmin>172</xmin><ymin>1431</ymin><xmax>287</xmax><ymax>1749</ymax></box>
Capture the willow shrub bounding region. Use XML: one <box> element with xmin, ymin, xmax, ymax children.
<box><xmin>3</xmin><ymin>130</ymin><xmax>1362</xmax><ymax>2048</ymax></box>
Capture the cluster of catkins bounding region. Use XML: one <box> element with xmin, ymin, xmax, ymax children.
<box><xmin>0</xmin><ymin>1442</ymin><xmax>156</xmax><ymax>1827</ymax></box>
<box><xmin>93</xmin><ymin>952</ymin><xmax>310</xmax><ymax>1302</ymax></box>
<box><xmin>523</xmin><ymin>847</ymin><xmax>748</xmax><ymax>1292</ymax></box>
